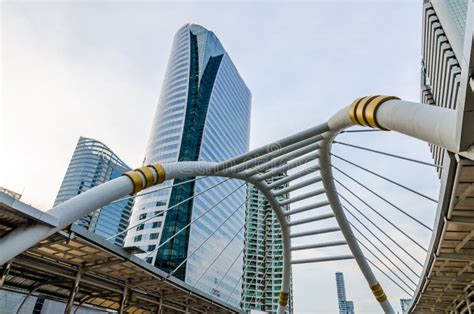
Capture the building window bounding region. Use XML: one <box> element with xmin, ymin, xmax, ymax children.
<box><xmin>148</xmin><ymin>245</ymin><xmax>156</xmax><ymax>251</ymax></box>
<box><xmin>146</xmin><ymin>257</ymin><xmax>153</xmax><ymax>264</ymax></box>
<box><xmin>134</xmin><ymin>235</ymin><xmax>142</xmax><ymax>242</ymax></box>
<box><xmin>152</xmin><ymin>221</ymin><xmax>162</xmax><ymax>228</ymax></box>
<box><xmin>139</xmin><ymin>213</ymin><xmax>147</xmax><ymax>220</ymax></box>
<box><xmin>136</xmin><ymin>224</ymin><xmax>144</xmax><ymax>231</ymax></box>
<box><xmin>150</xmin><ymin>233</ymin><xmax>159</xmax><ymax>240</ymax></box>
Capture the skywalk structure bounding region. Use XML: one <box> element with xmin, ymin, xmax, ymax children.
<box><xmin>412</xmin><ymin>0</ymin><xmax>474</xmax><ymax>312</ymax></box>
<box><xmin>1</xmin><ymin>4</ymin><xmax>474</xmax><ymax>312</ymax></box>
<box><xmin>2</xmin><ymin>86</ymin><xmax>473</xmax><ymax>312</ymax></box>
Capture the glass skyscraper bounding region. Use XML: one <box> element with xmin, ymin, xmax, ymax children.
<box><xmin>242</xmin><ymin>174</ymin><xmax>293</xmax><ymax>313</ymax></box>
<box><xmin>54</xmin><ymin>136</ymin><xmax>133</xmax><ymax>246</ymax></box>
<box><xmin>124</xmin><ymin>24</ymin><xmax>251</xmax><ymax>307</ymax></box>
<box><xmin>335</xmin><ymin>272</ymin><xmax>355</xmax><ymax>314</ymax></box>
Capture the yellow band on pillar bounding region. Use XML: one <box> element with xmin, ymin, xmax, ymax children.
<box><xmin>278</xmin><ymin>291</ymin><xmax>289</xmax><ymax>306</ymax></box>
<box><xmin>123</xmin><ymin>163</ymin><xmax>166</xmax><ymax>195</ymax></box>
<box><xmin>123</xmin><ymin>171</ymin><xmax>144</xmax><ymax>195</ymax></box>
<box><xmin>348</xmin><ymin>95</ymin><xmax>399</xmax><ymax>129</ymax></box>
<box><xmin>149</xmin><ymin>164</ymin><xmax>166</xmax><ymax>184</ymax></box>
<box><xmin>376</xmin><ymin>293</ymin><xmax>387</xmax><ymax>302</ymax></box>
<box><xmin>364</xmin><ymin>95</ymin><xmax>400</xmax><ymax>129</ymax></box>
<box><xmin>136</xmin><ymin>166</ymin><xmax>155</xmax><ymax>188</ymax></box>
<box><xmin>355</xmin><ymin>95</ymin><xmax>378</xmax><ymax>126</ymax></box>
<box><xmin>370</xmin><ymin>283</ymin><xmax>387</xmax><ymax>303</ymax></box>
<box><xmin>349</xmin><ymin>97</ymin><xmax>364</xmax><ymax>125</ymax></box>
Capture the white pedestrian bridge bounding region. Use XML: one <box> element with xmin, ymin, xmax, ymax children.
<box><xmin>1</xmin><ymin>96</ymin><xmax>473</xmax><ymax>313</ymax></box>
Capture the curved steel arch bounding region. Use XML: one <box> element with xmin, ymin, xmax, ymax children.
<box><xmin>0</xmin><ymin>96</ymin><xmax>466</xmax><ymax>313</ymax></box>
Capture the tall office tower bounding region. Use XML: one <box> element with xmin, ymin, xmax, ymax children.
<box><xmin>242</xmin><ymin>174</ymin><xmax>293</xmax><ymax>314</ymax></box>
<box><xmin>335</xmin><ymin>272</ymin><xmax>355</xmax><ymax>314</ymax></box>
<box><xmin>124</xmin><ymin>24</ymin><xmax>251</xmax><ymax>307</ymax></box>
<box><xmin>400</xmin><ymin>299</ymin><xmax>411</xmax><ymax>314</ymax></box>
<box><xmin>421</xmin><ymin>0</ymin><xmax>469</xmax><ymax>171</ymax></box>
<box><xmin>55</xmin><ymin>136</ymin><xmax>133</xmax><ymax>246</ymax></box>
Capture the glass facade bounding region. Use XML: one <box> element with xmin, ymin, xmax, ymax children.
<box><xmin>445</xmin><ymin>0</ymin><xmax>468</xmax><ymax>37</ymax></box>
<box><xmin>242</xmin><ymin>174</ymin><xmax>293</xmax><ymax>313</ymax></box>
<box><xmin>124</xmin><ymin>24</ymin><xmax>251</xmax><ymax>307</ymax></box>
<box><xmin>54</xmin><ymin>136</ymin><xmax>133</xmax><ymax>246</ymax></box>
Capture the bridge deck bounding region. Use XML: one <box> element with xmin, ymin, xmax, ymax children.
<box><xmin>0</xmin><ymin>192</ymin><xmax>241</xmax><ymax>313</ymax></box>
<box><xmin>412</xmin><ymin>157</ymin><xmax>474</xmax><ymax>312</ymax></box>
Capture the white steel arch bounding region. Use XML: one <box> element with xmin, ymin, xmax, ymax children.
<box><xmin>0</xmin><ymin>96</ymin><xmax>467</xmax><ymax>313</ymax></box>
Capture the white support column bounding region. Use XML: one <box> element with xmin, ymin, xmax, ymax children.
<box><xmin>319</xmin><ymin>135</ymin><xmax>395</xmax><ymax>313</ymax></box>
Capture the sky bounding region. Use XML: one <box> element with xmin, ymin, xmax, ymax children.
<box><xmin>1</xmin><ymin>0</ymin><xmax>442</xmax><ymax>313</ymax></box>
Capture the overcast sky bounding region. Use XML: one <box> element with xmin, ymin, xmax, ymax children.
<box><xmin>1</xmin><ymin>1</ymin><xmax>441</xmax><ymax>313</ymax></box>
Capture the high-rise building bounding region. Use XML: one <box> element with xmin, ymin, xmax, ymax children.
<box><xmin>400</xmin><ymin>298</ymin><xmax>411</xmax><ymax>314</ymax></box>
<box><xmin>242</xmin><ymin>174</ymin><xmax>293</xmax><ymax>313</ymax></box>
<box><xmin>421</xmin><ymin>0</ymin><xmax>470</xmax><ymax>171</ymax></box>
<box><xmin>124</xmin><ymin>24</ymin><xmax>251</xmax><ymax>307</ymax></box>
<box><xmin>54</xmin><ymin>136</ymin><xmax>133</xmax><ymax>246</ymax></box>
<box><xmin>335</xmin><ymin>272</ymin><xmax>355</xmax><ymax>314</ymax></box>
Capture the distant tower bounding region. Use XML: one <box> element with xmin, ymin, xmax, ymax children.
<box><xmin>54</xmin><ymin>136</ymin><xmax>133</xmax><ymax>246</ymax></box>
<box><xmin>242</xmin><ymin>173</ymin><xmax>293</xmax><ymax>313</ymax></box>
<box><xmin>335</xmin><ymin>272</ymin><xmax>355</xmax><ymax>314</ymax></box>
<box><xmin>400</xmin><ymin>299</ymin><xmax>411</xmax><ymax>314</ymax></box>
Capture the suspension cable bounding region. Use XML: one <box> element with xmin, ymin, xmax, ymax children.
<box><xmin>167</xmin><ymin>194</ymin><xmax>252</xmax><ymax>278</ymax></box>
<box><xmin>332</xmin><ymin>154</ymin><xmax>438</xmax><ymax>203</ymax></box>
<box><xmin>334</xmin><ymin>141</ymin><xmax>441</xmax><ymax>168</ymax></box>
<box><xmin>227</xmin><ymin>214</ymin><xmax>278</xmax><ymax>304</ymax></box>
<box><xmin>356</xmin><ymin>238</ymin><xmax>415</xmax><ymax>293</ymax></box>
<box><xmin>145</xmin><ymin>180</ymin><xmax>245</xmax><ymax>259</ymax></box>
<box><xmin>333</xmin><ymin>165</ymin><xmax>432</xmax><ymax>231</ymax></box>
<box><xmin>107</xmin><ymin>177</ymin><xmax>231</xmax><ymax>240</ymax></box>
<box><xmin>342</xmin><ymin>129</ymin><xmax>385</xmax><ymax>133</ymax></box>
<box><xmin>213</xmin><ymin>205</ymin><xmax>269</xmax><ymax>293</ymax></box>
<box><xmin>339</xmin><ymin>196</ymin><xmax>424</xmax><ymax>267</ymax></box>
<box><xmin>235</xmin><ymin>232</ymin><xmax>273</xmax><ymax>306</ymax></box>
<box><xmin>335</xmin><ymin>179</ymin><xmax>427</xmax><ymax>253</ymax></box>
<box><xmin>343</xmin><ymin>204</ymin><xmax>421</xmax><ymax>277</ymax></box>
<box><xmin>191</xmin><ymin>195</ymin><xmax>262</xmax><ymax>288</ymax></box>
<box><xmin>109</xmin><ymin>176</ymin><xmax>206</xmax><ymax>205</ymax></box>
<box><xmin>242</xmin><ymin>222</ymin><xmax>282</xmax><ymax>307</ymax></box>
<box><xmin>245</xmin><ymin>253</ymin><xmax>283</xmax><ymax>307</ymax></box>
<box><xmin>348</xmin><ymin>221</ymin><xmax>418</xmax><ymax>286</ymax></box>
<box><xmin>366</xmin><ymin>257</ymin><xmax>413</xmax><ymax>296</ymax></box>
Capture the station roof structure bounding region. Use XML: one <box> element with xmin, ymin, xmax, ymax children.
<box><xmin>0</xmin><ymin>192</ymin><xmax>241</xmax><ymax>313</ymax></box>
